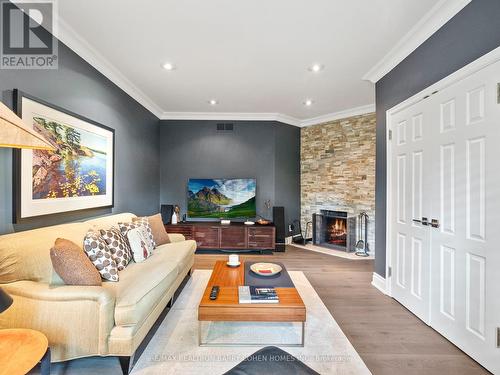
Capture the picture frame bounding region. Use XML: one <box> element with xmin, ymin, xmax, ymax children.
<box><xmin>13</xmin><ymin>89</ymin><xmax>115</xmax><ymax>222</ymax></box>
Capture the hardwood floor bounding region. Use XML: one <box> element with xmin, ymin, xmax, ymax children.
<box><xmin>194</xmin><ymin>245</ymin><xmax>490</xmax><ymax>375</ymax></box>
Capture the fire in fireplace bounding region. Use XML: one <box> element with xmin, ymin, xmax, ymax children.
<box><xmin>327</xmin><ymin>217</ymin><xmax>347</xmax><ymax>247</ymax></box>
<box><xmin>312</xmin><ymin>210</ymin><xmax>356</xmax><ymax>251</ymax></box>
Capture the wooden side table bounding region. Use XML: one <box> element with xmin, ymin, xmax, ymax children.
<box><xmin>0</xmin><ymin>329</ymin><xmax>50</xmax><ymax>375</ymax></box>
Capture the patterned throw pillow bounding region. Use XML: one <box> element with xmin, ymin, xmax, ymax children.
<box><xmin>126</xmin><ymin>226</ymin><xmax>154</xmax><ymax>262</ymax></box>
<box><xmin>119</xmin><ymin>219</ymin><xmax>155</xmax><ymax>249</ymax></box>
<box><xmin>99</xmin><ymin>227</ymin><xmax>132</xmax><ymax>270</ymax></box>
<box><xmin>135</xmin><ymin>214</ymin><xmax>169</xmax><ymax>246</ymax></box>
<box><xmin>83</xmin><ymin>230</ymin><xmax>119</xmax><ymax>282</ymax></box>
<box><xmin>132</xmin><ymin>216</ymin><xmax>157</xmax><ymax>248</ymax></box>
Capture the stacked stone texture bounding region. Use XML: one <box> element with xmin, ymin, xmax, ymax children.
<box><xmin>301</xmin><ymin>113</ymin><xmax>376</xmax><ymax>253</ymax></box>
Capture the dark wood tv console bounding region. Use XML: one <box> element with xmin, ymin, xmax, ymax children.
<box><xmin>165</xmin><ymin>222</ymin><xmax>276</xmax><ymax>251</ymax></box>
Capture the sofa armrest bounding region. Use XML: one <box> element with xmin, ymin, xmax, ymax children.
<box><xmin>168</xmin><ymin>233</ymin><xmax>186</xmax><ymax>243</ymax></box>
<box><xmin>0</xmin><ymin>281</ymin><xmax>115</xmax><ymax>361</ymax></box>
<box><xmin>3</xmin><ymin>280</ymin><xmax>114</xmax><ymax>303</ymax></box>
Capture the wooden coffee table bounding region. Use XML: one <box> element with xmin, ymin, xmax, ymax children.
<box><xmin>198</xmin><ymin>260</ymin><xmax>306</xmax><ymax>347</ymax></box>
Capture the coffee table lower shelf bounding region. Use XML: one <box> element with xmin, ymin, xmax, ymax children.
<box><xmin>198</xmin><ymin>320</ymin><xmax>305</xmax><ymax>347</ymax></box>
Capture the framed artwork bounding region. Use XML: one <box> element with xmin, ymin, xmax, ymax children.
<box><xmin>13</xmin><ymin>90</ymin><xmax>114</xmax><ymax>222</ymax></box>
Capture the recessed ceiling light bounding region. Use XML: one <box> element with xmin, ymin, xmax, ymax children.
<box><xmin>162</xmin><ymin>62</ymin><xmax>175</xmax><ymax>71</ymax></box>
<box><xmin>309</xmin><ymin>63</ymin><xmax>324</xmax><ymax>73</ymax></box>
<box><xmin>208</xmin><ymin>99</ymin><xmax>218</xmax><ymax>106</ymax></box>
<box><xmin>304</xmin><ymin>99</ymin><xmax>314</xmax><ymax>107</ymax></box>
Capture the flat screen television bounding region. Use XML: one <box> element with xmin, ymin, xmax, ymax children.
<box><xmin>187</xmin><ymin>178</ymin><xmax>256</xmax><ymax>219</ymax></box>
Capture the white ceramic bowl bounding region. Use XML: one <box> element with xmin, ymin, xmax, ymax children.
<box><xmin>250</xmin><ymin>262</ymin><xmax>282</xmax><ymax>276</ymax></box>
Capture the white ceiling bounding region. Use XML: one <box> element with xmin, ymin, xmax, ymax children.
<box><xmin>56</xmin><ymin>0</ymin><xmax>469</xmax><ymax>125</ymax></box>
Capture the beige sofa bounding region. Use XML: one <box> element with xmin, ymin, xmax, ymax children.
<box><xmin>0</xmin><ymin>213</ymin><xmax>196</xmax><ymax>367</ymax></box>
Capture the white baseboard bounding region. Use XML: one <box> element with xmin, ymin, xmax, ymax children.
<box><xmin>371</xmin><ymin>272</ymin><xmax>387</xmax><ymax>295</ymax></box>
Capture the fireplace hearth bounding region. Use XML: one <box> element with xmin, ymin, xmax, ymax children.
<box><xmin>312</xmin><ymin>210</ymin><xmax>356</xmax><ymax>251</ymax></box>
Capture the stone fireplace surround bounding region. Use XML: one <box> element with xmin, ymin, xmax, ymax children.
<box><xmin>300</xmin><ymin>113</ymin><xmax>376</xmax><ymax>254</ymax></box>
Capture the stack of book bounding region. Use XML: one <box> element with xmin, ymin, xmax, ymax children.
<box><xmin>238</xmin><ymin>286</ymin><xmax>279</xmax><ymax>304</ymax></box>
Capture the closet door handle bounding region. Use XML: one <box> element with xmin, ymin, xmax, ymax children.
<box><xmin>431</xmin><ymin>219</ymin><xmax>440</xmax><ymax>228</ymax></box>
<box><xmin>413</xmin><ymin>217</ymin><xmax>429</xmax><ymax>225</ymax></box>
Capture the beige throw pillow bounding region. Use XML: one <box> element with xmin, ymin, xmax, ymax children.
<box><xmin>50</xmin><ymin>238</ymin><xmax>102</xmax><ymax>286</ymax></box>
<box><xmin>134</xmin><ymin>214</ymin><xmax>170</xmax><ymax>246</ymax></box>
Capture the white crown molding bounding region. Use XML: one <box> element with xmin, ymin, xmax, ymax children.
<box><xmin>160</xmin><ymin>104</ymin><xmax>375</xmax><ymax>127</ymax></box>
<box><xmin>371</xmin><ymin>272</ymin><xmax>388</xmax><ymax>295</ymax></box>
<box><xmin>160</xmin><ymin>112</ymin><xmax>300</xmax><ymax>126</ymax></box>
<box><xmin>55</xmin><ymin>18</ymin><xmax>163</xmax><ymax>118</ymax></box>
<box><xmin>298</xmin><ymin>104</ymin><xmax>375</xmax><ymax>127</ymax></box>
<box><xmin>363</xmin><ymin>0</ymin><xmax>472</xmax><ymax>83</ymax></box>
<box><xmin>276</xmin><ymin>113</ymin><xmax>302</xmax><ymax>127</ymax></box>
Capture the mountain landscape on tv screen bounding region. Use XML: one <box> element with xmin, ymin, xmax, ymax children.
<box><xmin>187</xmin><ymin>179</ymin><xmax>256</xmax><ymax>219</ymax></box>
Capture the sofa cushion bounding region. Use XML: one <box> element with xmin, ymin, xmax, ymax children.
<box><xmin>103</xmin><ymin>257</ymin><xmax>177</xmax><ymax>327</ymax></box>
<box><xmin>84</xmin><ymin>213</ymin><xmax>137</xmax><ymax>230</ymax></box>
<box><xmin>0</xmin><ymin>223</ymin><xmax>91</xmax><ymax>283</ymax></box>
<box><xmin>126</xmin><ymin>226</ymin><xmax>153</xmax><ymax>262</ymax></box>
<box><xmin>155</xmin><ymin>240</ymin><xmax>197</xmax><ymax>274</ymax></box>
<box><xmin>168</xmin><ymin>233</ymin><xmax>186</xmax><ymax>243</ymax></box>
<box><xmin>50</xmin><ymin>238</ymin><xmax>102</xmax><ymax>286</ymax></box>
<box><xmin>136</xmin><ymin>213</ymin><xmax>170</xmax><ymax>246</ymax></box>
<box><xmin>83</xmin><ymin>230</ymin><xmax>119</xmax><ymax>282</ymax></box>
<box><xmin>131</xmin><ymin>217</ymin><xmax>156</xmax><ymax>248</ymax></box>
<box><xmin>102</xmin><ymin>239</ymin><xmax>196</xmax><ymax>327</ymax></box>
<box><xmin>118</xmin><ymin>220</ymin><xmax>155</xmax><ymax>250</ymax></box>
<box><xmin>99</xmin><ymin>227</ymin><xmax>132</xmax><ymax>270</ymax></box>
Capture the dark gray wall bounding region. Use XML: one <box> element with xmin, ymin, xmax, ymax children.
<box><xmin>375</xmin><ymin>0</ymin><xmax>500</xmax><ymax>276</ymax></box>
<box><xmin>273</xmin><ymin>122</ymin><xmax>301</xmax><ymax>227</ymax></box>
<box><xmin>159</xmin><ymin>120</ymin><xmax>300</xmax><ymax>228</ymax></box>
<box><xmin>0</xmin><ymin>42</ymin><xmax>160</xmax><ymax>234</ymax></box>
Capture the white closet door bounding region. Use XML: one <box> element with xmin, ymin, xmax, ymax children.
<box><xmin>429</xmin><ymin>59</ymin><xmax>500</xmax><ymax>374</ymax></box>
<box><xmin>390</xmin><ymin>99</ymin><xmax>432</xmax><ymax>323</ymax></box>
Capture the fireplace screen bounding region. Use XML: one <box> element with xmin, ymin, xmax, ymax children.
<box><xmin>327</xmin><ymin>217</ymin><xmax>347</xmax><ymax>247</ymax></box>
<box><xmin>313</xmin><ymin>210</ymin><xmax>356</xmax><ymax>252</ymax></box>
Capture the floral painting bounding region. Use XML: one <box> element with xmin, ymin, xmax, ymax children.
<box><xmin>15</xmin><ymin>90</ymin><xmax>114</xmax><ymax>221</ymax></box>
<box><xmin>32</xmin><ymin>115</ymin><xmax>107</xmax><ymax>199</ymax></box>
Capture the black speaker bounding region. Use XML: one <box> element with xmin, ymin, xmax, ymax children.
<box><xmin>273</xmin><ymin>206</ymin><xmax>286</xmax><ymax>252</ymax></box>
<box><xmin>161</xmin><ymin>204</ymin><xmax>173</xmax><ymax>224</ymax></box>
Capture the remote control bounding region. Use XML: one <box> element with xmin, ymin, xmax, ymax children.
<box><xmin>209</xmin><ymin>286</ymin><xmax>220</xmax><ymax>300</ymax></box>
